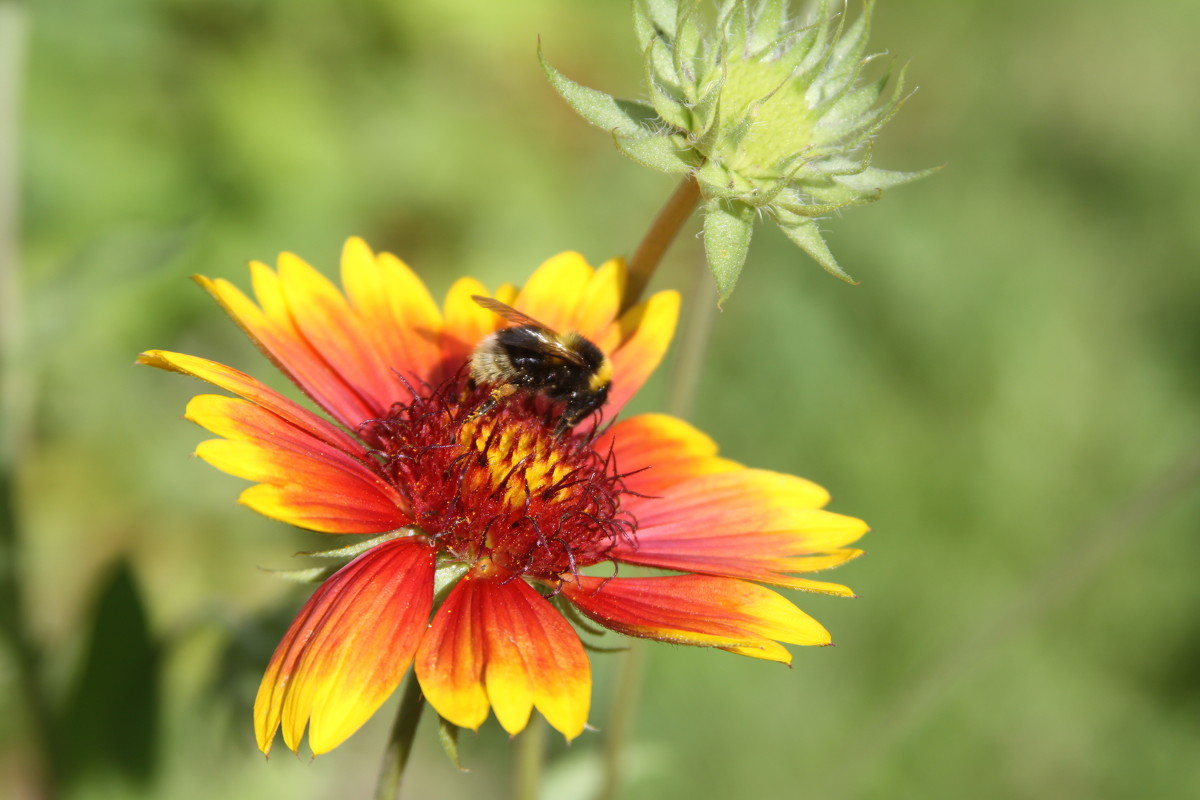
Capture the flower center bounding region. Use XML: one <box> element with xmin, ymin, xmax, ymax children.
<box><xmin>362</xmin><ymin>382</ymin><xmax>636</xmax><ymax>582</ymax></box>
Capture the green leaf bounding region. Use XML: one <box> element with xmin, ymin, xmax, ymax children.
<box><xmin>748</xmin><ymin>0</ymin><xmax>788</xmax><ymax>56</ymax></box>
<box><xmin>615</xmin><ymin>131</ymin><xmax>696</xmax><ymax>174</ymax></box>
<box><xmin>56</xmin><ymin>558</ymin><xmax>160</xmax><ymax>789</ymax></box>
<box><xmin>297</xmin><ymin>529</ymin><xmax>408</xmax><ymax>559</ymax></box>
<box><xmin>540</xmin><ymin>43</ymin><xmax>657</xmax><ymax>136</ymax></box>
<box><xmin>816</xmin><ymin>0</ymin><xmax>873</xmax><ymax>101</ymax></box>
<box><xmin>693</xmin><ymin>159</ymin><xmax>737</xmax><ymax>195</ymax></box>
<box><xmin>834</xmin><ymin>164</ymin><xmax>942</xmax><ymax>192</ymax></box>
<box><xmin>782</xmin><ymin>0</ymin><xmax>832</xmax><ymax>78</ymax></box>
<box><xmin>438</xmin><ymin>715</ymin><xmax>466</xmax><ymax>771</ymax></box>
<box><xmin>792</xmin><ymin>179</ymin><xmax>877</xmax><ymax>209</ymax></box>
<box><xmin>702</xmin><ymin>198</ymin><xmax>756</xmax><ymax>305</ymax></box>
<box><xmin>644</xmin><ymin>40</ymin><xmax>691</xmax><ymax>129</ymax></box>
<box><xmin>690</xmin><ymin>69</ymin><xmax>727</xmax><ymax>149</ymax></box>
<box><xmin>836</xmin><ymin>63</ymin><xmax>913</xmax><ymax>146</ymax></box>
<box><xmin>775</xmin><ymin>210</ymin><xmax>858</xmax><ymax>283</ymax></box>
<box><xmin>634</xmin><ymin>0</ymin><xmax>679</xmax><ymax>54</ymax></box>
<box><xmin>719</xmin><ymin>0</ymin><xmax>749</xmax><ymax>56</ymax></box>
<box><xmin>259</xmin><ymin>565</ymin><xmax>335</xmax><ymax>583</ymax></box>
<box><xmin>811</xmin><ymin>62</ymin><xmax>890</xmax><ymax>144</ymax></box>
<box><xmin>673</xmin><ymin>0</ymin><xmax>706</xmax><ymax>85</ymax></box>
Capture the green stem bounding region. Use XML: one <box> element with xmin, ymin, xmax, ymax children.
<box><xmin>600</xmin><ymin>639</ymin><xmax>645</xmax><ymax>800</ymax></box>
<box><xmin>664</xmin><ymin>255</ymin><xmax>719</xmax><ymax>419</ymax></box>
<box><xmin>513</xmin><ymin>712</ymin><xmax>547</xmax><ymax>800</ymax></box>
<box><xmin>622</xmin><ymin>175</ymin><xmax>701</xmax><ymax>312</ymax></box>
<box><xmin>374</xmin><ymin>676</ymin><xmax>426</xmax><ymax>800</ymax></box>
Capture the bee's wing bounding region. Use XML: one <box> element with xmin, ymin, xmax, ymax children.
<box><xmin>471</xmin><ymin>295</ymin><xmax>552</xmax><ymax>330</ymax></box>
<box><xmin>471</xmin><ymin>295</ymin><xmax>586</xmax><ymax>366</ymax></box>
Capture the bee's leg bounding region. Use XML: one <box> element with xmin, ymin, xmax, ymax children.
<box><xmin>468</xmin><ymin>384</ymin><xmax>516</xmax><ymax>421</ymax></box>
<box><xmin>553</xmin><ymin>402</ymin><xmax>583</xmax><ymax>438</ymax></box>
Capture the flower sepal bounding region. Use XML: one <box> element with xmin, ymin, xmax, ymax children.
<box><xmin>544</xmin><ymin>0</ymin><xmax>933</xmax><ymax>303</ymax></box>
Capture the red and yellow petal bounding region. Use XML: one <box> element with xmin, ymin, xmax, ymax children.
<box><xmin>610</xmin><ymin>467</ymin><xmax>866</xmax><ymax>590</ymax></box>
<box><xmin>439</xmin><ymin>276</ymin><xmax>498</xmax><ymax>383</ymax></box>
<box><xmin>630</xmin><ymin>468</ymin><xmax>833</xmax><ymax>527</ymax></box>
<box><xmin>137</xmin><ymin>350</ymin><xmax>362</xmax><ymax>454</ymax></box>
<box><xmin>274</xmin><ymin>250</ymin><xmax>410</xmax><ymax>419</ymax></box>
<box><xmin>199</xmin><ymin>240</ymin><xmax>447</xmax><ymax>430</ymax></box>
<box><xmin>604</xmin><ymin>290</ymin><xmax>680</xmax><ymax>418</ymax></box>
<box><xmin>255</xmin><ymin>538</ymin><xmax>436</xmax><ymax>755</ymax></box>
<box><xmin>415</xmin><ymin>571</ymin><xmax>591</xmax><ymax>740</ymax></box>
<box><xmin>340</xmin><ymin>237</ymin><xmax>443</xmax><ymax>387</ymax></box>
<box><xmin>512</xmin><ymin>252</ymin><xmax>595</xmax><ymax>334</ymax></box>
<box><xmin>593</xmin><ymin>414</ymin><xmax>741</xmax><ymax>497</ymax></box>
<box><xmin>563</xmin><ymin>574</ymin><xmax>831</xmax><ymax>664</ymax></box>
<box><xmin>573</xmin><ymin>258</ymin><xmax>626</xmax><ymax>350</ymax></box>
<box><xmin>197</xmin><ymin>266</ymin><xmax>379</xmax><ymax>431</ymax></box>
<box><xmin>188</xmin><ymin>394</ymin><xmax>410</xmax><ymax>532</ymax></box>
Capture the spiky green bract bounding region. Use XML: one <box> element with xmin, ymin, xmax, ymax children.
<box><xmin>542</xmin><ymin>0</ymin><xmax>933</xmax><ymax>303</ymax></box>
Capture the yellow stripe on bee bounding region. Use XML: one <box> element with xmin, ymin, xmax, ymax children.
<box><xmin>588</xmin><ymin>359</ymin><xmax>613</xmax><ymax>392</ymax></box>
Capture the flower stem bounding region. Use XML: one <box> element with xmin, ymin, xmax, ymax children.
<box><xmin>513</xmin><ymin>713</ymin><xmax>547</xmax><ymax>800</ymax></box>
<box><xmin>664</xmin><ymin>254</ymin><xmax>720</xmax><ymax>419</ymax></box>
<box><xmin>622</xmin><ymin>175</ymin><xmax>701</xmax><ymax>312</ymax></box>
<box><xmin>374</xmin><ymin>676</ymin><xmax>426</xmax><ymax>800</ymax></box>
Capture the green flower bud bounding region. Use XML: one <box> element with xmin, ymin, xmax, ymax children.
<box><xmin>542</xmin><ymin>0</ymin><xmax>934</xmax><ymax>302</ymax></box>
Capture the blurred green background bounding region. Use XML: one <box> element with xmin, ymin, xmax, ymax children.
<box><xmin>3</xmin><ymin>0</ymin><xmax>1198</xmax><ymax>798</ymax></box>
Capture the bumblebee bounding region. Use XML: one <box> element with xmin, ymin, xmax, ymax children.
<box><xmin>468</xmin><ymin>295</ymin><xmax>612</xmax><ymax>435</ymax></box>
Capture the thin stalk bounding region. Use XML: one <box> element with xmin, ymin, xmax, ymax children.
<box><xmin>601</xmin><ymin>252</ymin><xmax>719</xmax><ymax>800</ymax></box>
<box><xmin>600</xmin><ymin>639</ymin><xmax>646</xmax><ymax>800</ymax></box>
<box><xmin>664</xmin><ymin>255</ymin><xmax>719</xmax><ymax>419</ymax></box>
<box><xmin>0</xmin><ymin>7</ymin><xmax>54</xmax><ymax>800</ymax></box>
<box><xmin>513</xmin><ymin>713</ymin><xmax>547</xmax><ymax>800</ymax></box>
<box><xmin>374</xmin><ymin>676</ymin><xmax>426</xmax><ymax>800</ymax></box>
<box><xmin>621</xmin><ymin>175</ymin><xmax>701</xmax><ymax>312</ymax></box>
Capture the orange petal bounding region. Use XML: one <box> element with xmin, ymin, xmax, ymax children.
<box><xmin>439</xmin><ymin>276</ymin><xmax>497</xmax><ymax>383</ymax></box>
<box><xmin>416</xmin><ymin>573</ymin><xmax>591</xmax><ymax>740</ymax></box>
<box><xmin>189</xmin><ymin>394</ymin><xmax>409</xmax><ymax>533</ymax></box>
<box><xmin>572</xmin><ymin>258</ymin><xmax>626</xmax><ymax>350</ymax></box>
<box><xmin>255</xmin><ymin>538</ymin><xmax>436</xmax><ymax>755</ymax></box>
<box><xmin>275</xmin><ymin>249</ymin><xmax>411</xmax><ymax>419</ymax></box>
<box><xmin>632</xmin><ymin>468</ymin><xmax>833</xmax><ymax>528</ymax></box>
<box><xmin>513</xmin><ymin>252</ymin><xmax>593</xmax><ymax>334</ymax></box>
<box><xmin>594</xmin><ymin>414</ymin><xmax>741</xmax><ymax>497</ymax></box>
<box><xmin>339</xmin><ymin>237</ymin><xmax>444</xmax><ymax>387</ymax></box>
<box><xmin>604</xmin><ymin>290</ymin><xmax>680</xmax><ymax>418</ymax></box>
<box><xmin>563</xmin><ymin>574</ymin><xmax>831</xmax><ymax>664</ymax></box>
<box><xmin>197</xmin><ymin>266</ymin><xmax>378</xmax><ymax>431</ymax></box>
<box><xmin>609</xmin><ymin>466</ymin><xmax>867</xmax><ymax>590</ymax></box>
<box><xmin>137</xmin><ymin>350</ymin><xmax>361</xmax><ymax>454</ymax></box>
